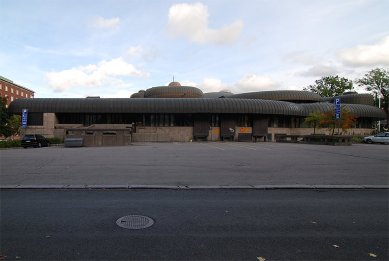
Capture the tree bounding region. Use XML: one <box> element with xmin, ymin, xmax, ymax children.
<box><xmin>7</xmin><ymin>115</ymin><xmax>21</xmax><ymax>137</ymax></box>
<box><xmin>304</xmin><ymin>75</ymin><xmax>354</xmax><ymax>97</ymax></box>
<box><xmin>356</xmin><ymin>68</ymin><xmax>389</xmax><ymax>123</ymax></box>
<box><xmin>304</xmin><ymin>112</ymin><xmax>322</xmax><ymax>134</ymax></box>
<box><xmin>319</xmin><ymin>107</ymin><xmax>355</xmax><ymax>136</ymax></box>
<box><xmin>0</xmin><ymin>97</ymin><xmax>21</xmax><ymax>138</ymax></box>
<box><xmin>0</xmin><ymin>96</ymin><xmax>12</xmax><ymax>137</ymax></box>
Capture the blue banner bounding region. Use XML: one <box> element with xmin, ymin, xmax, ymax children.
<box><xmin>21</xmin><ymin>109</ymin><xmax>28</xmax><ymax>128</ymax></box>
<box><xmin>335</xmin><ymin>97</ymin><xmax>341</xmax><ymax>119</ymax></box>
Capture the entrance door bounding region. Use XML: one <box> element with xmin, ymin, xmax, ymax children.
<box><xmin>220</xmin><ymin>115</ymin><xmax>236</xmax><ymax>141</ymax></box>
<box><xmin>253</xmin><ymin>117</ymin><xmax>268</xmax><ymax>142</ymax></box>
<box><xmin>193</xmin><ymin>114</ymin><xmax>210</xmax><ymax>141</ymax></box>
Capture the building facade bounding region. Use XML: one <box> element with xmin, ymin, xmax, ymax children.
<box><xmin>9</xmin><ymin>82</ymin><xmax>386</xmax><ymax>145</ymax></box>
<box><xmin>0</xmin><ymin>76</ymin><xmax>35</xmax><ymax>107</ymax></box>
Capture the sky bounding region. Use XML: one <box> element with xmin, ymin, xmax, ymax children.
<box><xmin>1</xmin><ymin>0</ymin><xmax>389</xmax><ymax>98</ymax></box>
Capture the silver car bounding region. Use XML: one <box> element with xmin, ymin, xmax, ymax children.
<box><xmin>363</xmin><ymin>132</ymin><xmax>389</xmax><ymax>144</ymax></box>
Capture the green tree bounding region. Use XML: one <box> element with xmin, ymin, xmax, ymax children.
<box><xmin>304</xmin><ymin>112</ymin><xmax>322</xmax><ymax>134</ymax></box>
<box><xmin>304</xmin><ymin>75</ymin><xmax>354</xmax><ymax>97</ymax></box>
<box><xmin>0</xmin><ymin>96</ymin><xmax>12</xmax><ymax>137</ymax></box>
<box><xmin>7</xmin><ymin>115</ymin><xmax>21</xmax><ymax>137</ymax></box>
<box><xmin>0</xmin><ymin>97</ymin><xmax>22</xmax><ymax>138</ymax></box>
<box><xmin>356</xmin><ymin>68</ymin><xmax>389</xmax><ymax>123</ymax></box>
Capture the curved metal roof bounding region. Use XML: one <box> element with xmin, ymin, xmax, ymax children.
<box><xmin>9</xmin><ymin>98</ymin><xmax>386</xmax><ymax>119</ymax></box>
<box><xmin>320</xmin><ymin>93</ymin><xmax>374</xmax><ymax>106</ymax></box>
<box><xmin>203</xmin><ymin>91</ymin><xmax>234</xmax><ymax>98</ymax></box>
<box><xmin>229</xmin><ymin>90</ymin><xmax>322</xmax><ymax>102</ymax></box>
<box><xmin>301</xmin><ymin>103</ymin><xmax>385</xmax><ymax>118</ymax></box>
<box><xmin>143</xmin><ymin>86</ymin><xmax>204</xmax><ymax>98</ymax></box>
<box><xmin>9</xmin><ymin>98</ymin><xmax>303</xmax><ymax>115</ymax></box>
<box><xmin>130</xmin><ymin>91</ymin><xmax>145</xmax><ymax>98</ymax></box>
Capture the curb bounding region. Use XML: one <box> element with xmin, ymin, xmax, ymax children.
<box><xmin>1</xmin><ymin>185</ymin><xmax>389</xmax><ymax>189</ymax></box>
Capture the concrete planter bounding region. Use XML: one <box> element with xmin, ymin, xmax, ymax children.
<box><xmin>304</xmin><ymin>135</ymin><xmax>352</xmax><ymax>146</ymax></box>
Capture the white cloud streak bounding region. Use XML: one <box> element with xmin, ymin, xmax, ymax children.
<box><xmin>91</xmin><ymin>16</ymin><xmax>120</xmax><ymax>29</ymax></box>
<box><xmin>339</xmin><ymin>36</ymin><xmax>389</xmax><ymax>67</ymax></box>
<box><xmin>234</xmin><ymin>74</ymin><xmax>279</xmax><ymax>92</ymax></box>
<box><xmin>46</xmin><ymin>58</ymin><xmax>146</xmax><ymax>92</ymax></box>
<box><xmin>298</xmin><ymin>64</ymin><xmax>339</xmax><ymax>77</ymax></box>
<box><xmin>190</xmin><ymin>75</ymin><xmax>279</xmax><ymax>93</ymax></box>
<box><xmin>168</xmin><ymin>3</ymin><xmax>243</xmax><ymax>45</ymax></box>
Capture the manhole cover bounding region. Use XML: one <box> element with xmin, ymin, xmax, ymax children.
<box><xmin>116</xmin><ymin>215</ymin><xmax>154</xmax><ymax>229</ymax></box>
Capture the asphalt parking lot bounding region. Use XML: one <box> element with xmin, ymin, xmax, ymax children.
<box><xmin>1</xmin><ymin>142</ymin><xmax>388</xmax><ymax>187</ymax></box>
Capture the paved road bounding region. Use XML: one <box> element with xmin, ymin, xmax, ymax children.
<box><xmin>1</xmin><ymin>142</ymin><xmax>388</xmax><ymax>187</ymax></box>
<box><xmin>0</xmin><ymin>189</ymin><xmax>388</xmax><ymax>260</ymax></box>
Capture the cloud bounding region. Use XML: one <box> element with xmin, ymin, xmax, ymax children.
<box><xmin>167</xmin><ymin>3</ymin><xmax>243</xmax><ymax>45</ymax></box>
<box><xmin>46</xmin><ymin>57</ymin><xmax>146</xmax><ymax>92</ymax></box>
<box><xmin>298</xmin><ymin>64</ymin><xmax>339</xmax><ymax>77</ymax></box>
<box><xmin>284</xmin><ymin>51</ymin><xmax>318</xmax><ymax>65</ymax></box>
<box><xmin>198</xmin><ymin>78</ymin><xmax>229</xmax><ymax>92</ymax></box>
<box><xmin>234</xmin><ymin>74</ymin><xmax>279</xmax><ymax>92</ymax></box>
<box><xmin>91</xmin><ymin>16</ymin><xmax>120</xmax><ymax>29</ymax></box>
<box><xmin>127</xmin><ymin>46</ymin><xmax>158</xmax><ymax>62</ymax></box>
<box><xmin>190</xmin><ymin>75</ymin><xmax>278</xmax><ymax>93</ymax></box>
<box><xmin>339</xmin><ymin>36</ymin><xmax>389</xmax><ymax>67</ymax></box>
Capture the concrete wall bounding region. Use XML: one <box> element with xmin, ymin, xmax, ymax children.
<box><xmin>66</xmin><ymin>129</ymin><xmax>132</xmax><ymax>146</ymax></box>
<box><xmin>22</xmin><ymin>113</ymin><xmax>56</xmax><ymax>138</ymax></box>
<box><xmin>268</xmin><ymin>127</ymin><xmax>374</xmax><ymax>141</ymax></box>
<box><xmin>23</xmin><ymin>114</ymin><xmax>376</xmax><ymax>143</ymax></box>
<box><xmin>133</xmin><ymin>127</ymin><xmax>193</xmax><ymax>142</ymax></box>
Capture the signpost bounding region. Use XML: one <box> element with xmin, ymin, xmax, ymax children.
<box><xmin>335</xmin><ymin>97</ymin><xmax>341</xmax><ymax>119</ymax></box>
<box><xmin>21</xmin><ymin>109</ymin><xmax>28</xmax><ymax>128</ymax></box>
<box><xmin>334</xmin><ymin>97</ymin><xmax>341</xmax><ymax>134</ymax></box>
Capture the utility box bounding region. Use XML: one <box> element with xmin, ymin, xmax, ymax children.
<box><xmin>64</xmin><ymin>137</ymin><xmax>84</xmax><ymax>147</ymax></box>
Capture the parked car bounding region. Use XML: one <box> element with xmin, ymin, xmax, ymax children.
<box><xmin>363</xmin><ymin>132</ymin><xmax>389</xmax><ymax>144</ymax></box>
<box><xmin>21</xmin><ymin>134</ymin><xmax>50</xmax><ymax>148</ymax></box>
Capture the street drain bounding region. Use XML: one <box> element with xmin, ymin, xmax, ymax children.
<box><xmin>116</xmin><ymin>215</ymin><xmax>154</xmax><ymax>229</ymax></box>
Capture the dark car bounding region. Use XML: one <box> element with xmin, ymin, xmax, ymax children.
<box><xmin>21</xmin><ymin>134</ymin><xmax>50</xmax><ymax>148</ymax></box>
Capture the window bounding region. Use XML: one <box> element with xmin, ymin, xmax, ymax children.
<box><xmin>27</xmin><ymin>112</ymin><xmax>44</xmax><ymax>126</ymax></box>
<box><xmin>5</xmin><ymin>86</ymin><xmax>8</xmax><ymax>91</ymax></box>
<box><xmin>0</xmin><ymin>84</ymin><xmax>2</xmax><ymax>90</ymax></box>
<box><xmin>11</xmin><ymin>96</ymin><xmax>14</xmax><ymax>101</ymax></box>
<box><xmin>11</xmin><ymin>88</ymin><xmax>14</xmax><ymax>93</ymax></box>
<box><xmin>211</xmin><ymin>114</ymin><xmax>219</xmax><ymax>127</ymax></box>
<box><xmin>21</xmin><ymin>91</ymin><xmax>24</xmax><ymax>96</ymax></box>
<box><xmin>25</xmin><ymin>93</ymin><xmax>28</xmax><ymax>97</ymax></box>
<box><xmin>103</xmin><ymin>131</ymin><xmax>116</xmax><ymax>135</ymax></box>
<box><xmin>16</xmin><ymin>90</ymin><xmax>19</xmax><ymax>95</ymax></box>
<box><xmin>237</xmin><ymin>115</ymin><xmax>252</xmax><ymax>127</ymax></box>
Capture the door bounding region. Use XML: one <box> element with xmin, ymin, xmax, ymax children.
<box><xmin>193</xmin><ymin>114</ymin><xmax>210</xmax><ymax>140</ymax></box>
<box><xmin>220</xmin><ymin>115</ymin><xmax>236</xmax><ymax>141</ymax></box>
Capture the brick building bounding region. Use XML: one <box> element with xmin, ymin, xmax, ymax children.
<box><xmin>0</xmin><ymin>76</ymin><xmax>35</xmax><ymax>107</ymax></box>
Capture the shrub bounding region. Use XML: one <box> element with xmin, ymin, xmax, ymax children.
<box><xmin>47</xmin><ymin>137</ymin><xmax>63</xmax><ymax>144</ymax></box>
<box><xmin>352</xmin><ymin>136</ymin><xmax>364</xmax><ymax>144</ymax></box>
<box><xmin>0</xmin><ymin>140</ymin><xmax>21</xmax><ymax>148</ymax></box>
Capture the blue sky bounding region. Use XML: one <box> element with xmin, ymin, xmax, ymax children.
<box><xmin>1</xmin><ymin>0</ymin><xmax>388</xmax><ymax>98</ymax></box>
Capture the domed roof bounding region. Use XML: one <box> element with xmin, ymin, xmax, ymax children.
<box><xmin>144</xmin><ymin>85</ymin><xmax>203</xmax><ymax>98</ymax></box>
<box><xmin>230</xmin><ymin>90</ymin><xmax>322</xmax><ymax>103</ymax></box>
<box><xmin>130</xmin><ymin>90</ymin><xmax>145</xmax><ymax>98</ymax></box>
<box><xmin>168</xmin><ymin>81</ymin><xmax>181</xmax><ymax>87</ymax></box>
